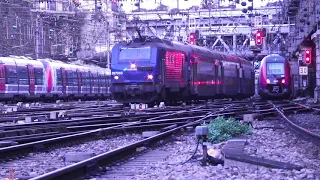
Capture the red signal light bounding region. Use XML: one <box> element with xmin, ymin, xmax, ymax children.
<box><xmin>305</xmin><ymin>49</ymin><xmax>311</xmax><ymax>65</ymax></box>
<box><xmin>255</xmin><ymin>31</ymin><xmax>262</xmax><ymax>46</ymax></box>
<box><xmin>189</xmin><ymin>33</ymin><xmax>196</xmax><ymax>45</ymax></box>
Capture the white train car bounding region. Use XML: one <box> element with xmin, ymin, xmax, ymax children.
<box><xmin>39</xmin><ymin>59</ymin><xmax>111</xmax><ymax>100</ymax></box>
<box><xmin>0</xmin><ymin>56</ymin><xmax>111</xmax><ymax>102</ymax></box>
<box><xmin>0</xmin><ymin>56</ymin><xmax>46</xmax><ymax>100</ymax></box>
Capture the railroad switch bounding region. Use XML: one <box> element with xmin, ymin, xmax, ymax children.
<box><xmin>195</xmin><ymin>125</ymin><xmax>209</xmax><ymax>166</ymax></box>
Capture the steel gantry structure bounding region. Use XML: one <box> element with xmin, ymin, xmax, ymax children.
<box><xmin>123</xmin><ymin>0</ymin><xmax>292</xmax><ymax>58</ymax></box>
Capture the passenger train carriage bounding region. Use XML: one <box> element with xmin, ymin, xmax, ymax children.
<box><xmin>257</xmin><ymin>54</ymin><xmax>292</xmax><ymax>99</ymax></box>
<box><xmin>0</xmin><ymin>56</ymin><xmax>111</xmax><ymax>101</ymax></box>
<box><xmin>111</xmin><ymin>37</ymin><xmax>255</xmax><ymax>104</ymax></box>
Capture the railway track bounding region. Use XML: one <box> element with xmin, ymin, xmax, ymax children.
<box><xmin>0</xmin><ymin>101</ymin><xmax>243</xmax><ymax>157</ymax></box>
<box><xmin>2</xmin><ymin>98</ymin><xmax>315</xmax><ymax>179</ymax></box>
<box><xmin>269</xmin><ymin>100</ymin><xmax>320</xmax><ymax>145</ymax></box>
<box><xmin>0</xmin><ymin>101</ymin><xmax>121</xmax><ymax>124</ymax></box>
<box><xmin>0</xmin><ymin>100</ymin><xmax>256</xmax><ymax>145</ymax></box>
<box><xmin>0</xmin><ymin>100</ymin><xmax>255</xmax><ymax>179</ymax></box>
<box><xmin>8</xmin><ymin>100</ymin><xmax>260</xmax><ymax>180</ymax></box>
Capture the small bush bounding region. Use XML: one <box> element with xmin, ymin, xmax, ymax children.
<box><xmin>203</xmin><ymin>116</ymin><xmax>252</xmax><ymax>144</ymax></box>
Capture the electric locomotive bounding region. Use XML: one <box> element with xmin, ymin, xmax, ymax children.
<box><xmin>110</xmin><ymin>37</ymin><xmax>190</xmax><ymax>104</ymax></box>
<box><xmin>258</xmin><ymin>54</ymin><xmax>292</xmax><ymax>99</ymax></box>
<box><xmin>111</xmin><ymin>36</ymin><xmax>255</xmax><ymax>104</ymax></box>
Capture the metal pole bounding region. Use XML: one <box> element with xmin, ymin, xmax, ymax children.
<box><xmin>107</xmin><ymin>26</ymin><xmax>110</xmax><ymax>69</ymax></box>
<box><xmin>35</xmin><ymin>14</ymin><xmax>40</xmax><ymax>59</ymax></box>
<box><xmin>95</xmin><ymin>0</ymin><xmax>98</xmax><ymax>12</ymax></box>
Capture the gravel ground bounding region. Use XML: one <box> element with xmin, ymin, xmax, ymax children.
<box><xmin>107</xmin><ymin>119</ymin><xmax>320</xmax><ymax>180</ymax></box>
<box><xmin>0</xmin><ymin>133</ymin><xmax>143</xmax><ymax>179</ymax></box>
<box><xmin>287</xmin><ymin>113</ymin><xmax>320</xmax><ymax>134</ymax></box>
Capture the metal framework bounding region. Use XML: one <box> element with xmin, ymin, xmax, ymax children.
<box><xmin>124</xmin><ymin>2</ymin><xmax>291</xmax><ymax>58</ymax></box>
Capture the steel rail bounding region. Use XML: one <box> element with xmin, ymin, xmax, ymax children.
<box><xmin>289</xmin><ymin>101</ymin><xmax>320</xmax><ymax>112</ymax></box>
<box><xmin>0</xmin><ymin>111</ymin><xmax>173</xmax><ymax>131</ymax></box>
<box><xmin>0</xmin><ymin>104</ymin><xmax>213</xmax><ymax>158</ymax></box>
<box><xmin>269</xmin><ymin>101</ymin><xmax>320</xmax><ymax>145</ymax></box>
<box><xmin>0</xmin><ymin>121</ymin><xmax>142</xmax><ymax>159</ymax></box>
<box><xmin>30</xmin><ymin>104</ymin><xmax>235</xmax><ymax>180</ymax></box>
<box><xmin>0</xmin><ymin>106</ymin><xmax>123</xmax><ymax>123</ymax></box>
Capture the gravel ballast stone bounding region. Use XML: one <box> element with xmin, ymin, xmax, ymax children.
<box><xmin>106</xmin><ymin>119</ymin><xmax>320</xmax><ymax>180</ymax></box>
<box><xmin>0</xmin><ymin>133</ymin><xmax>142</xmax><ymax>178</ymax></box>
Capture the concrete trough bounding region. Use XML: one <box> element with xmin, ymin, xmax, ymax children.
<box><xmin>64</xmin><ymin>152</ymin><xmax>96</xmax><ymax>162</ymax></box>
<box><xmin>142</xmin><ymin>131</ymin><xmax>160</xmax><ymax>138</ymax></box>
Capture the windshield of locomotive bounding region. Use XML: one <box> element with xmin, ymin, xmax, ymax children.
<box><xmin>118</xmin><ymin>47</ymin><xmax>151</xmax><ymax>62</ymax></box>
<box><xmin>267</xmin><ymin>63</ymin><xmax>284</xmax><ymax>75</ymax></box>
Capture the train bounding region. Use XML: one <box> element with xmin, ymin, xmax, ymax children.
<box><xmin>0</xmin><ymin>56</ymin><xmax>111</xmax><ymax>102</ymax></box>
<box><xmin>110</xmin><ymin>36</ymin><xmax>255</xmax><ymax>105</ymax></box>
<box><xmin>257</xmin><ymin>54</ymin><xmax>292</xmax><ymax>99</ymax></box>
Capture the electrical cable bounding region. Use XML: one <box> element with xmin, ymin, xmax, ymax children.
<box><xmin>180</xmin><ymin>137</ymin><xmax>201</xmax><ymax>165</ymax></box>
<box><xmin>167</xmin><ymin>136</ymin><xmax>201</xmax><ymax>166</ymax></box>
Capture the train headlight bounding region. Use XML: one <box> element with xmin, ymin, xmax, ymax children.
<box><xmin>282</xmin><ymin>79</ymin><xmax>285</xmax><ymax>84</ymax></box>
<box><xmin>130</xmin><ymin>63</ymin><xmax>136</xmax><ymax>69</ymax></box>
<box><xmin>147</xmin><ymin>74</ymin><xmax>153</xmax><ymax>80</ymax></box>
<box><xmin>266</xmin><ymin>79</ymin><xmax>270</xmax><ymax>84</ymax></box>
<box><xmin>114</xmin><ymin>76</ymin><xmax>119</xmax><ymax>80</ymax></box>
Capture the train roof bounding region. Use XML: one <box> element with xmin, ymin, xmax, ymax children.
<box><xmin>261</xmin><ymin>54</ymin><xmax>287</xmax><ymax>63</ymax></box>
<box><xmin>115</xmin><ymin>37</ymin><xmax>251</xmax><ymax>64</ymax></box>
<box><xmin>0</xmin><ymin>56</ymin><xmax>44</xmax><ymax>67</ymax></box>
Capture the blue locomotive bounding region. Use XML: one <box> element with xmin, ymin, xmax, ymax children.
<box><xmin>110</xmin><ymin>36</ymin><xmax>255</xmax><ymax>104</ymax></box>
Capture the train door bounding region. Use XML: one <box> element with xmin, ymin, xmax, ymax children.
<box><xmin>27</xmin><ymin>65</ymin><xmax>35</xmax><ymax>95</ymax></box>
<box><xmin>236</xmin><ymin>64</ymin><xmax>242</xmax><ymax>94</ymax></box>
<box><xmin>76</xmin><ymin>70</ymin><xmax>81</xmax><ymax>94</ymax></box>
<box><xmin>0</xmin><ymin>64</ymin><xmax>5</xmax><ymax>93</ymax></box>
<box><xmin>216</xmin><ymin>62</ymin><xmax>223</xmax><ymax>95</ymax></box>
<box><xmin>89</xmin><ymin>71</ymin><xmax>93</xmax><ymax>94</ymax></box>
<box><xmin>61</xmin><ymin>68</ymin><xmax>67</xmax><ymax>94</ymax></box>
<box><xmin>97</xmin><ymin>73</ymin><xmax>101</xmax><ymax>94</ymax></box>
<box><xmin>106</xmin><ymin>74</ymin><xmax>111</xmax><ymax>94</ymax></box>
<box><xmin>214</xmin><ymin>62</ymin><xmax>218</xmax><ymax>95</ymax></box>
<box><xmin>240</xmin><ymin>64</ymin><xmax>245</xmax><ymax>94</ymax></box>
<box><xmin>220</xmin><ymin>65</ymin><xmax>225</xmax><ymax>95</ymax></box>
<box><xmin>190</xmin><ymin>57</ymin><xmax>197</xmax><ymax>94</ymax></box>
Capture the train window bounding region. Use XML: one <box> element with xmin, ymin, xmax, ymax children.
<box><xmin>56</xmin><ymin>70</ymin><xmax>62</xmax><ymax>86</ymax></box>
<box><xmin>17</xmin><ymin>66</ymin><xmax>29</xmax><ymax>85</ymax></box>
<box><xmin>101</xmin><ymin>75</ymin><xmax>106</xmax><ymax>86</ymax></box>
<box><xmin>105</xmin><ymin>75</ymin><xmax>110</xmax><ymax>86</ymax></box>
<box><xmin>5</xmin><ymin>66</ymin><xmax>18</xmax><ymax>84</ymax></box>
<box><xmin>84</xmin><ymin>72</ymin><xmax>91</xmax><ymax>86</ymax></box>
<box><xmin>223</xmin><ymin>66</ymin><xmax>237</xmax><ymax>77</ymax></box>
<box><xmin>267</xmin><ymin>63</ymin><xmax>284</xmax><ymax>75</ymax></box>
<box><xmin>197</xmin><ymin>61</ymin><xmax>214</xmax><ymax>75</ymax></box>
<box><xmin>34</xmin><ymin>68</ymin><xmax>44</xmax><ymax>85</ymax></box>
<box><xmin>66</xmin><ymin>71</ymin><xmax>73</xmax><ymax>86</ymax></box>
<box><xmin>118</xmin><ymin>47</ymin><xmax>151</xmax><ymax>61</ymax></box>
<box><xmin>87</xmin><ymin>73</ymin><xmax>91</xmax><ymax>86</ymax></box>
<box><xmin>72</xmin><ymin>71</ymin><xmax>78</xmax><ymax>86</ymax></box>
<box><xmin>93</xmin><ymin>73</ymin><xmax>99</xmax><ymax>86</ymax></box>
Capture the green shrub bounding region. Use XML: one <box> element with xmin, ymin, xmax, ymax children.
<box><xmin>203</xmin><ymin>116</ymin><xmax>252</xmax><ymax>144</ymax></box>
